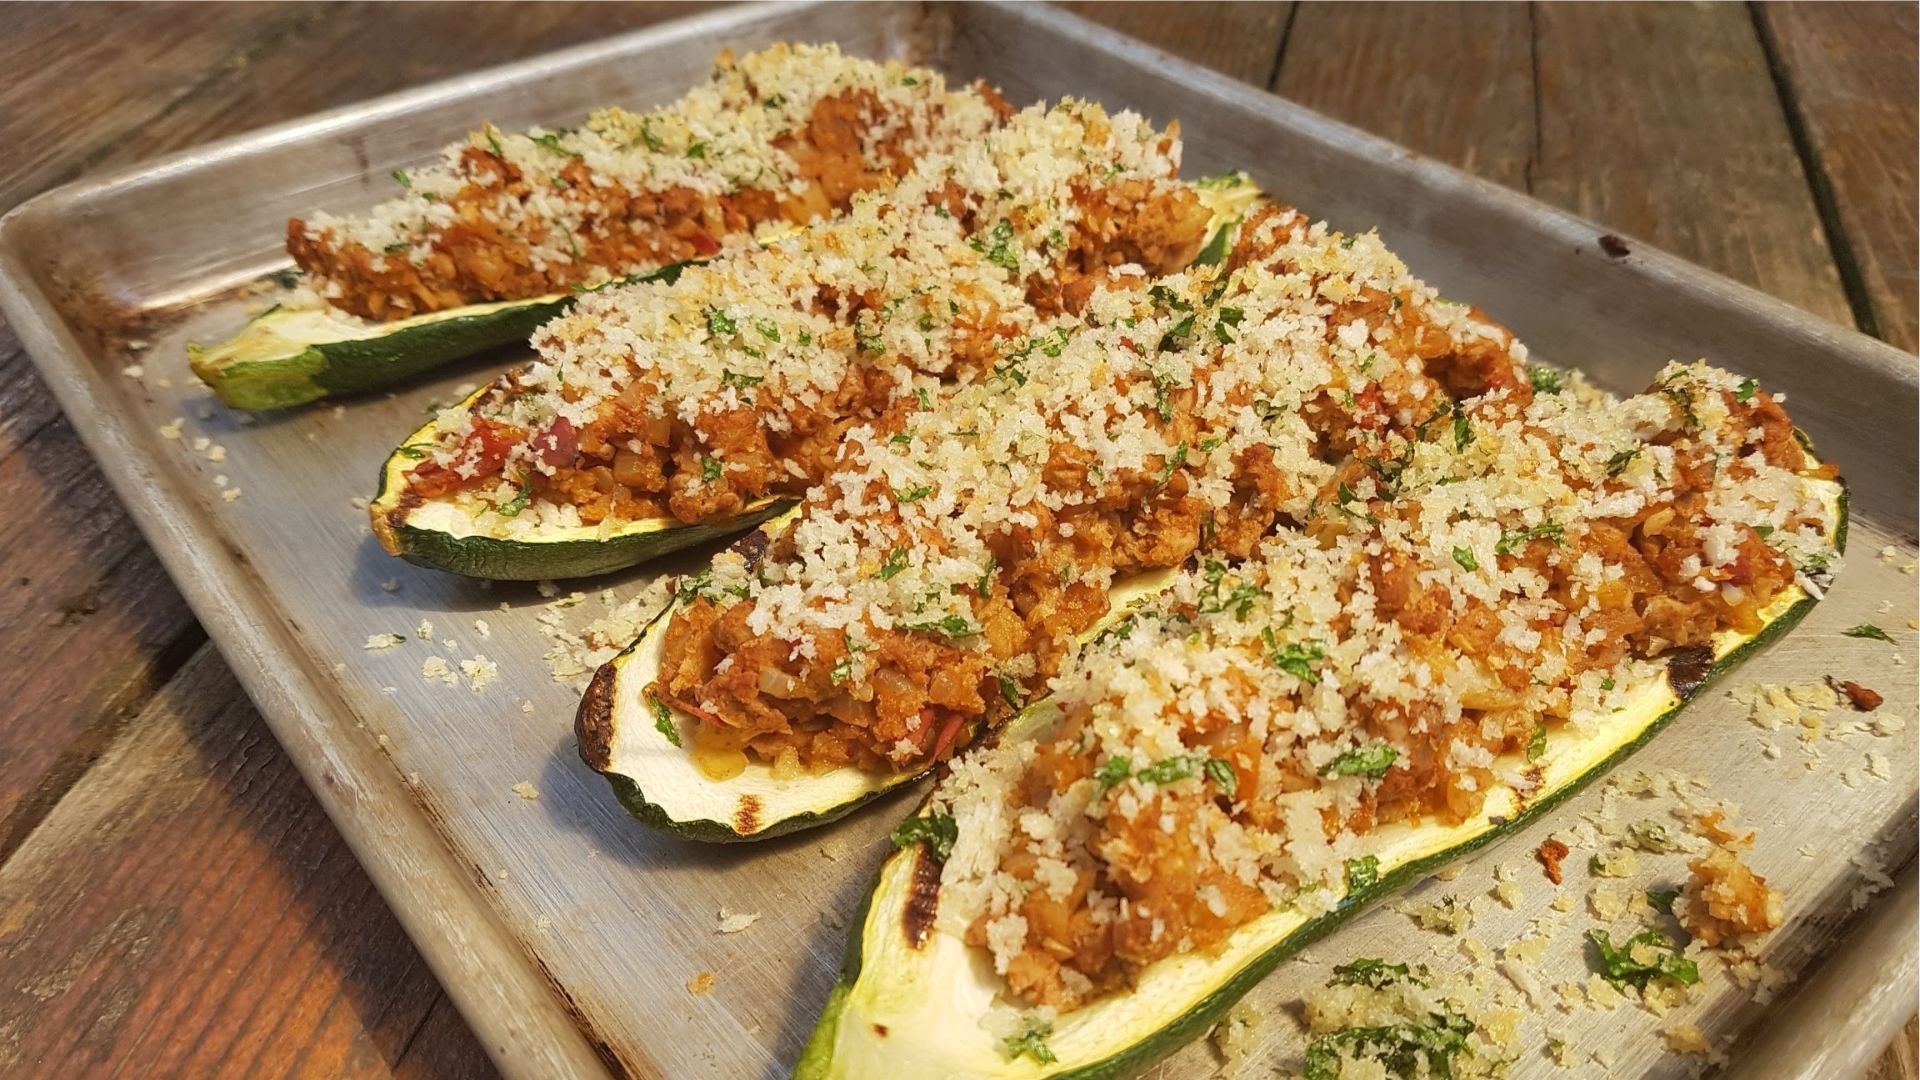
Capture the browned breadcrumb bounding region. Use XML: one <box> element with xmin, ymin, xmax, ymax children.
<box><xmin>686</xmin><ymin>970</ymin><xmax>716</xmax><ymax>995</ymax></box>
<box><xmin>1694</xmin><ymin>809</ymin><xmax>1753</xmax><ymax>849</ymax></box>
<box><xmin>1681</xmin><ymin>846</ymin><xmax>1784</xmax><ymax>947</ymax></box>
<box><xmin>1537</xmin><ymin>838</ymin><xmax>1570</xmax><ymax>885</ymax></box>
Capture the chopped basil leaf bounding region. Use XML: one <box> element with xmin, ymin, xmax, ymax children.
<box><xmin>1322</xmin><ymin>743</ymin><xmax>1398</xmax><ymax>779</ymax></box>
<box><xmin>1843</xmin><ymin>623</ymin><xmax>1896</xmax><ymax>643</ymax></box>
<box><xmin>1587</xmin><ymin>927</ymin><xmax>1699</xmax><ymax>989</ymax></box>
<box><xmin>646</xmin><ymin>693</ymin><xmax>682</xmax><ymax>747</ymax></box>
<box><xmin>1452</xmin><ymin>547</ymin><xmax>1478</xmax><ymax>572</ymax></box>
<box><xmin>889</xmin><ymin>813</ymin><xmax>957</xmax><ymax>860</ymax></box>
<box><xmin>1495</xmin><ymin>521</ymin><xmax>1565</xmax><ymax>555</ymax></box>
<box><xmin>495</xmin><ymin>472</ymin><xmax>534</xmax><ymax>517</ymax></box>
<box><xmin>1204</xmin><ymin>757</ymin><xmax>1239</xmax><ymax>797</ymax></box>
<box><xmin>876</xmin><ymin>547</ymin><xmax>909</xmax><ymax>580</ymax></box>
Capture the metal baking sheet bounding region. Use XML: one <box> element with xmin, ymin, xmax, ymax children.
<box><xmin>2</xmin><ymin>4</ymin><xmax>1913</xmax><ymax>1077</ymax></box>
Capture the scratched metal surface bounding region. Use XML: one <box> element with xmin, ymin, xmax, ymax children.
<box><xmin>0</xmin><ymin>4</ymin><xmax>1913</xmax><ymax>1078</ymax></box>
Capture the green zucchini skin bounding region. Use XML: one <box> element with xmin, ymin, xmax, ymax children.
<box><xmin>368</xmin><ymin>371</ymin><xmax>791</xmax><ymax>581</ymax></box>
<box><xmin>796</xmin><ymin>489</ymin><xmax>1848</xmax><ymax>1080</ymax></box>
<box><xmin>380</xmin><ymin>502</ymin><xmax>794</xmax><ymax>582</ymax></box>
<box><xmin>189</xmin><ymin>263</ymin><xmax>689</xmax><ymax>410</ymax></box>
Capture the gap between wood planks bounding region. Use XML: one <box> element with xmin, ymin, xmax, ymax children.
<box><xmin>1749</xmin><ymin>0</ymin><xmax>1884</xmax><ymax>343</ymax></box>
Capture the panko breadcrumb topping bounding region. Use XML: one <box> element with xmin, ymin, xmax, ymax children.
<box><xmin>385</xmin><ymin>99</ymin><xmax>1204</xmax><ymax>539</ymax></box>
<box><xmin>291</xmin><ymin>44</ymin><xmax>1009</xmax><ymax>319</ymax></box>
<box><xmin>904</xmin><ymin>236</ymin><xmax>1838</xmax><ymax>1013</ymax></box>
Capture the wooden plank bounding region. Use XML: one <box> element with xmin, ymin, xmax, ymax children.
<box><xmin>1866</xmin><ymin>1018</ymin><xmax>1920</xmax><ymax>1080</ymax></box>
<box><xmin>0</xmin><ymin>2</ymin><xmax>311</xmax><ymax>207</ymax></box>
<box><xmin>1758</xmin><ymin>1</ymin><xmax>1919</xmax><ymax>351</ymax></box>
<box><xmin>1273</xmin><ymin>1</ymin><xmax>1855</xmax><ymax>329</ymax></box>
<box><xmin>1054</xmin><ymin>1</ymin><xmax>1293</xmax><ymax>86</ymax></box>
<box><xmin>1273</xmin><ymin>2</ymin><xmax>1535</xmax><ymax>189</ymax></box>
<box><xmin>1529</xmin><ymin>2</ymin><xmax>1853</xmax><ymax>327</ymax></box>
<box><xmin>0</xmin><ymin>338</ymin><xmax>201</xmax><ymax>858</ymax></box>
<box><xmin>85</xmin><ymin>0</ymin><xmax>724</xmax><ymax>173</ymax></box>
<box><xmin>0</xmin><ymin>646</ymin><xmax>494</xmax><ymax>1077</ymax></box>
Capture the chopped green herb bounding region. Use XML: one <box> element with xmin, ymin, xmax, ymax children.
<box><xmin>720</xmin><ymin>370</ymin><xmax>764</xmax><ymax>391</ymax></box>
<box><xmin>685</xmin><ymin>140</ymin><xmax>708</xmax><ymax>159</ymax></box>
<box><xmin>1156</xmin><ymin>442</ymin><xmax>1189</xmax><ymax>488</ymax></box>
<box><xmin>701</xmin><ymin>457</ymin><xmax>724</xmax><ymax>483</ymax></box>
<box><xmin>1196</xmin><ymin>561</ymin><xmax>1262</xmax><ymax>621</ymax></box>
<box><xmin>705</xmin><ymin>307</ymin><xmax>737</xmax><ymax>337</ymax></box>
<box><xmin>1843</xmin><ymin>623</ymin><xmax>1896</xmax><ymax>643</ymax></box>
<box><xmin>1452</xmin><ymin>547</ymin><xmax>1479</xmax><ymax>572</ymax></box>
<box><xmin>997</xmin><ymin>673</ymin><xmax>1021</xmax><ymax>709</ymax></box>
<box><xmin>1601</xmin><ymin>676</ymin><xmax>1616</xmax><ymax>690</ymax></box>
<box><xmin>1495</xmin><ymin>521</ymin><xmax>1566</xmax><ymax>555</ymax></box>
<box><xmin>1587</xmin><ymin>927</ymin><xmax>1699</xmax><ymax>989</ymax></box>
<box><xmin>1330</xmin><ymin>958</ymin><xmax>1421</xmax><ymax>990</ymax></box>
<box><xmin>1302</xmin><ymin>1020</ymin><xmax>1470</xmax><ymax>1080</ymax></box>
<box><xmin>1628</xmin><ymin>819</ymin><xmax>1681</xmax><ymax>853</ymax></box>
<box><xmin>1136</xmin><ymin>755</ymin><xmax>1199</xmax><ymax>785</ymax></box>
<box><xmin>1322</xmin><ymin>743</ymin><xmax>1399</xmax><ymax>779</ymax></box>
<box><xmin>1605</xmin><ymin>448</ymin><xmax>1640</xmax><ymax>477</ymax></box>
<box><xmin>970</xmin><ymin>218</ymin><xmax>1019</xmax><ymax>270</ymax></box>
<box><xmin>391</xmin><ymin>168</ymin><xmax>412</xmax><ymax>188</ymax></box>
<box><xmin>1647</xmin><ymin>888</ymin><xmax>1681</xmax><ymax>916</ymax></box>
<box><xmin>895</xmin><ymin>484</ymin><xmax>934</xmax><ymax>504</ymax></box>
<box><xmin>495</xmin><ymin>472</ymin><xmax>534</xmax><ymax>517</ymax></box>
<box><xmin>646</xmin><ymin>693</ymin><xmax>682</xmax><ymax>747</ymax></box>
<box><xmin>914</xmin><ymin>387</ymin><xmax>932</xmax><ymax>410</ymax></box>
<box><xmin>889</xmin><ymin>814</ymin><xmax>957</xmax><ymax>860</ymax></box>
<box><xmin>1526</xmin><ymin>723</ymin><xmax>1547</xmax><ymax>761</ymax></box>
<box><xmin>1204</xmin><ymin>757</ymin><xmax>1239</xmax><ymax>797</ymax></box>
<box><xmin>1000</xmin><ymin>1016</ymin><xmax>1057</xmax><ymax>1065</ymax></box>
<box><xmin>1345</xmin><ymin>854</ymin><xmax>1381</xmax><ymax>892</ymax></box>
<box><xmin>1528</xmin><ymin>363</ymin><xmax>1564</xmax><ymax>394</ymax></box>
<box><xmin>1452</xmin><ymin>411</ymin><xmax>1474</xmax><ymax>451</ymax></box>
<box><xmin>876</xmin><ymin>547</ymin><xmax>909</xmax><ymax>580</ymax></box>
<box><xmin>901</xmin><ymin>614</ymin><xmax>976</xmax><ymax>638</ymax></box>
<box><xmin>1735</xmin><ymin>378</ymin><xmax>1758</xmax><ymax>403</ymax></box>
<box><xmin>393</xmin><ymin>443</ymin><xmax>435</xmax><ymax>460</ymax></box>
<box><xmin>975</xmin><ymin>556</ymin><xmax>998</xmax><ymax>595</ymax></box>
<box><xmin>1263</xmin><ymin>628</ymin><xmax>1326</xmax><ymax>684</ymax></box>
<box><xmin>1093</xmin><ymin>755</ymin><xmax>1133</xmax><ymax>796</ymax></box>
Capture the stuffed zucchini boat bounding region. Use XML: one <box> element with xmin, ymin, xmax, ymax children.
<box><xmin>798</xmin><ymin>361</ymin><xmax>1845</xmax><ymax>1078</ymax></box>
<box><xmin>188</xmin><ymin>266</ymin><xmax>688</xmax><ymax>411</ymax></box>
<box><xmin>188</xmin><ymin>43</ymin><xmax>1014</xmax><ymax>408</ymax></box>
<box><xmin>575</xmin><ymin>202</ymin><xmax>1556</xmax><ymax>841</ymax></box>
<box><xmin>576</xmin><ymin>509</ymin><xmax>1179</xmax><ymax>841</ymax></box>
<box><xmin>371</xmin><ymin>103</ymin><xmax>1257</xmax><ymax>581</ymax></box>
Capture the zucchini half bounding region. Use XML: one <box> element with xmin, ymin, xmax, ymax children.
<box><xmin>796</xmin><ymin>480</ymin><xmax>1846</xmax><ymax>1080</ymax></box>
<box><xmin>369</xmin><ymin>178</ymin><xmax>1266</xmax><ymax>582</ymax></box>
<box><xmin>368</xmin><ymin>386</ymin><xmax>790</xmax><ymax>581</ymax></box>
<box><xmin>188</xmin><ymin>265</ymin><xmax>692</xmax><ymax>410</ymax></box>
<box><xmin>574</xmin><ymin>509</ymin><xmax>1179</xmax><ymax>842</ymax></box>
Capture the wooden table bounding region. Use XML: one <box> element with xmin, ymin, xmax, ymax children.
<box><xmin>0</xmin><ymin>3</ymin><xmax>1912</xmax><ymax>1076</ymax></box>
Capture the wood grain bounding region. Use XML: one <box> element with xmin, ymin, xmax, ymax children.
<box><xmin>1274</xmin><ymin>1</ymin><xmax>1854</xmax><ymax>328</ymax></box>
<box><xmin>1274</xmin><ymin>2</ymin><xmax>1536</xmax><ymax>189</ymax></box>
<box><xmin>1758</xmin><ymin>1</ymin><xmax>1919</xmax><ymax>351</ymax></box>
<box><xmin>0</xmin><ymin>646</ymin><xmax>484</xmax><ymax>1078</ymax></box>
<box><xmin>1057</xmin><ymin>1</ymin><xmax>1293</xmax><ymax>86</ymax></box>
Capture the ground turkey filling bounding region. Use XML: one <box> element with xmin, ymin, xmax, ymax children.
<box><xmin>289</xmin><ymin>43</ymin><xmax>1010</xmax><ymax>320</ymax></box>
<box><xmin>919</xmin><ymin>354</ymin><xmax>1836</xmax><ymax>1012</ymax></box>
<box><xmin>386</xmin><ymin>101</ymin><xmax>1208</xmax><ymax>534</ymax></box>
<box><xmin>650</xmin><ymin>204</ymin><xmax>1560</xmax><ymax>776</ymax></box>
